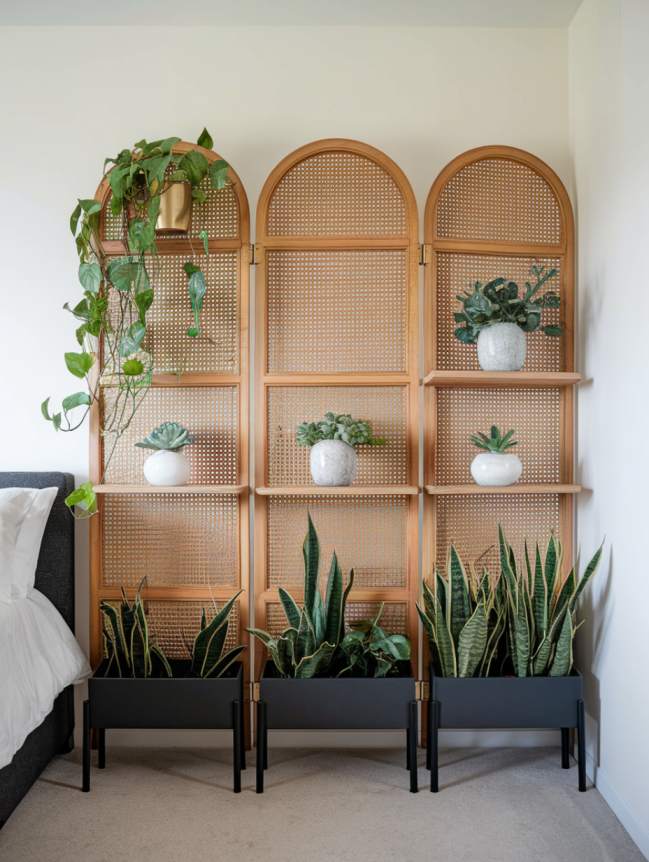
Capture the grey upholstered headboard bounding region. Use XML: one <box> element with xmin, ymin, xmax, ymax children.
<box><xmin>0</xmin><ymin>472</ymin><xmax>75</xmax><ymax>632</ymax></box>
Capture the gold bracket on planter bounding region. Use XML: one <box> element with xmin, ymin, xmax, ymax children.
<box><xmin>251</xmin><ymin>681</ymin><xmax>261</xmax><ymax>702</ymax></box>
<box><xmin>418</xmin><ymin>243</ymin><xmax>431</xmax><ymax>266</ymax></box>
<box><xmin>415</xmin><ymin>681</ymin><xmax>430</xmax><ymax>701</ymax></box>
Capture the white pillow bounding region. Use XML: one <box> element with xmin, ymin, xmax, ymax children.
<box><xmin>0</xmin><ymin>488</ymin><xmax>58</xmax><ymax>600</ymax></box>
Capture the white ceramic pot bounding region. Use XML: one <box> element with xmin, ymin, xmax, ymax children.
<box><xmin>477</xmin><ymin>322</ymin><xmax>527</xmax><ymax>371</ymax></box>
<box><xmin>143</xmin><ymin>449</ymin><xmax>191</xmax><ymax>486</ymax></box>
<box><xmin>470</xmin><ymin>452</ymin><xmax>522</xmax><ymax>487</ymax></box>
<box><xmin>310</xmin><ymin>440</ymin><xmax>357</xmax><ymax>486</ymax></box>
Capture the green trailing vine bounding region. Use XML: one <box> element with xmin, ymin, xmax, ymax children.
<box><xmin>42</xmin><ymin>129</ymin><xmax>229</xmax><ymax>516</ymax></box>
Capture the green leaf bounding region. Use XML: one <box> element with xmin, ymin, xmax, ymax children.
<box><xmin>187</xmin><ymin>269</ymin><xmax>206</xmax><ymax>310</ymax></box>
<box><xmin>549</xmin><ymin>611</ymin><xmax>573</xmax><ymax>676</ymax></box>
<box><xmin>199</xmin><ymin>229</ymin><xmax>209</xmax><ymax>256</ymax></box>
<box><xmin>209</xmin><ymin>159</ymin><xmax>229</xmax><ymax>190</ymax></box>
<box><xmin>159</xmin><ymin>136</ymin><xmax>181</xmax><ymax>155</ymax></box>
<box><xmin>134</xmin><ymin>288</ymin><xmax>154</xmax><ymax>324</ymax></box>
<box><xmin>203</xmin><ymin>644</ymin><xmax>245</xmax><ymax>679</ymax></box>
<box><xmin>128</xmin><ymin>218</ymin><xmax>156</xmax><ymax>254</ymax></box>
<box><xmin>41</xmin><ymin>398</ymin><xmax>52</xmax><ymax>421</ymax></box>
<box><xmin>65</xmin><ymin>481</ymin><xmax>97</xmax><ymax>515</ymax></box>
<box><xmin>177</xmin><ymin>150</ymin><xmax>209</xmax><ymax>186</ymax></box>
<box><xmin>545</xmin><ymin>535</ymin><xmax>559</xmax><ymax>598</ymax></box>
<box><xmin>70</xmin><ymin>203</ymin><xmax>82</xmax><ymax>236</ymax></box>
<box><xmin>294</xmin><ymin>641</ymin><xmax>336</xmax><ymax>679</ymax></box>
<box><xmin>65</xmin><ymin>351</ymin><xmax>95</xmax><ymax>379</ymax></box>
<box><xmin>448</xmin><ymin>545</ymin><xmax>470</xmax><ymax>644</ymax></box>
<box><xmin>62</xmin><ymin>391</ymin><xmax>91</xmax><ymax>411</ymax></box>
<box><xmin>302</xmin><ymin>514</ymin><xmax>320</xmax><ymax>617</ymax></box>
<box><xmin>457</xmin><ymin>602</ymin><xmax>488</xmax><ymax>677</ymax></box>
<box><xmin>533</xmin><ymin>543</ymin><xmax>547</xmax><ymax>636</ymax></box>
<box><xmin>196</xmin><ymin>128</ymin><xmax>214</xmax><ymax>150</ymax></box>
<box><xmin>543</xmin><ymin>325</ymin><xmax>563</xmax><ymax>337</ymax></box>
<box><xmin>107</xmin><ymin>257</ymin><xmax>140</xmax><ymax>292</ymax></box>
<box><xmin>532</xmin><ymin>636</ymin><xmax>552</xmax><ymax>675</ymax></box>
<box><xmin>119</xmin><ymin>321</ymin><xmax>146</xmax><ymax>357</ymax></box>
<box><xmin>278</xmin><ymin>587</ymin><xmax>301</xmax><ymax>630</ymax></box>
<box><xmin>78</xmin><ymin>198</ymin><xmax>101</xmax><ymax>215</ymax></box>
<box><xmin>569</xmin><ymin>541</ymin><xmax>604</xmax><ymax>612</ymax></box>
<box><xmin>78</xmin><ymin>262</ymin><xmax>102</xmax><ymax>294</ymax></box>
<box><xmin>122</xmin><ymin>359</ymin><xmax>144</xmax><ymax>376</ymax></box>
<box><xmin>323</xmin><ymin>551</ymin><xmax>344</xmax><ymax>644</ymax></box>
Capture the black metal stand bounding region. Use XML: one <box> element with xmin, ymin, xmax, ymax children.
<box><xmin>408</xmin><ymin>700</ymin><xmax>418</xmax><ymax>793</ymax></box>
<box><xmin>256</xmin><ymin>700</ymin><xmax>267</xmax><ymax>794</ymax></box>
<box><xmin>561</xmin><ymin>727</ymin><xmax>570</xmax><ymax>769</ymax></box>
<box><xmin>577</xmin><ymin>699</ymin><xmax>586</xmax><ymax>792</ymax></box>
<box><xmin>82</xmin><ymin>700</ymin><xmax>90</xmax><ymax>793</ymax></box>
<box><xmin>429</xmin><ymin>699</ymin><xmax>439</xmax><ymax>793</ymax></box>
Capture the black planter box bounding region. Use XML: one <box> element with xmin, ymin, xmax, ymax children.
<box><xmin>256</xmin><ymin>661</ymin><xmax>418</xmax><ymax>793</ymax></box>
<box><xmin>83</xmin><ymin>661</ymin><xmax>245</xmax><ymax>793</ymax></box>
<box><xmin>427</xmin><ymin>664</ymin><xmax>586</xmax><ymax>792</ymax></box>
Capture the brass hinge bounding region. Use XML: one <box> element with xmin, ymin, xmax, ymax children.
<box><xmin>415</xmin><ymin>681</ymin><xmax>430</xmax><ymax>701</ymax></box>
<box><xmin>419</xmin><ymin>243</ymin><xmax>431</xmax><ymax>266</ymax></box>
<box><xmin>250</xmin><ymin>681</ymin><xmax>260</xmax><ymax>702</ymax></box>
<box><xmin>248</xmin><ymin>243</ymin><xmax>256</xmax><ymax>265</ymax></box>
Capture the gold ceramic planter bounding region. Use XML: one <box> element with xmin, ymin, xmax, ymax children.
<box><xmin>155</xmin><ymin>181</ymin><xmax>192</xmax><ymax>234</ymax></box>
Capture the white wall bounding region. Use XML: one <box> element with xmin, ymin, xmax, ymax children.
<box><xmin>0</xmin><ymin>26</ymin><xmax>570</xmax><ymax>743</ymax></box>
<box><xmin>570</xmin><ymin>0</ymin><xmax>649</xmax><ymax>855</ymax></box>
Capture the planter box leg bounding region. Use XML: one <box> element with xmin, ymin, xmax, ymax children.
<box><xmin>426</xmin><ymin>701</ymin><xmax>432</xmax><ymax>771</ymax></box>
<box><xmin>561</xmin><ymin>727</ymin><xmax>570</xmax><ymax>769</ymax></box>
<box><xmin>82</xmin><ymin>700</ymin><xmax>90</xmax><ymax>793</ymax></box>
<box><xmin>406</xmin><ymin>727</ymin><xmax>411</xmax><ymax>770</ymax></box>
<box><xmin>430</xmin><ymin>700</ymin><xmax>439</xmax><ymax>793</ymax></box>
<box><xmin>577</xmin><ymin>699</ymin><xmax>587</xmax><ymax>792</ymax></box>
<box><xmin>408</xmin><ymin>701</ymin><xmax>418</xmax><ymax>793</ymax></box>
<box><xmin>232</xmin><ymin>700</ymin><xmax>242</xmax><ymax>794</ymax></box>
<box><xmin>256</xmin><ymin>700</ymin><xmax>267</xmax><ymax>794</ymax></box>
<box><xmin>240</xmin><ymin>701</ymin><xmax>246</xmax><ymax>771</ymax></box>
<box><xmin>98</xmin><ymin>728</ymin><xmax>106</xmax><ymax>769</ymax></box>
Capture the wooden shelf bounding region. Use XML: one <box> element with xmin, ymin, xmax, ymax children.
<box><xmin>93</xmin><ymin>484</ymin><xmax>247</xmax><ymax>495</ymax></box>
<box><xmin>422</xmin><ymin>370</ymin><xmax>582</xmax><ymax>387</ymax></box>
<box><xmin>424</xmin><ymin>484</ymin><xmax>583</xmax><ymax>496</ymax></box>
<box><xmin>255</xmin><ymin>485</ymin><xmax>419</xmax><ymax>497</ymax></box>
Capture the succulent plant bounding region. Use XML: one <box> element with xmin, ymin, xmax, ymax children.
<box><xmin>339</xmin><ymin>604</ymin><xmax>411</xmax><ymax>677</ymax></box>
<box><xmin>247</xmin><ymin>515</ymin><xmax>354</xmax><ymax>678</ymax></box>
<box><xmin>100</xmin><ymin>579</ymin><xmax>172</xmax><ymax>678</ymax></box>
<box><xmin>454</xmin><ymin>264</ymin><xmax>561</xmax><ymax>344</ymax></box>
<box><xmin>296</xmin><ymin>412</ymin><xmax>385</xmax><ymax>449</ymax></box>
<box><xmin>135</xmin><ymin>421</ymin><xmax>193</xmax><ymax>451</ymax></box>
<box><xmin>190</xmin><ymin>591</ymin><xmax>245</xmax><ymax>678</ymax></box>
<box><xmin>470</xmin><ymin>426</ymin><xmax>518</xmax><ymax>454</ymax></box>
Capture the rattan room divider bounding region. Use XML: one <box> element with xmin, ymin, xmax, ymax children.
<box><xmin>88</xmin><ymin>142</ymin><xmax>250</xmax><ymax>700</ymax></box>
<box><xmin>421</xmin><ymin>145</ymin><xmax>579</xmax><ymax>584</ymax></box>
<box><xmin>253</xmin><ymin>139</ymin><xmax>420</xmax><ymax>678</ymax></box>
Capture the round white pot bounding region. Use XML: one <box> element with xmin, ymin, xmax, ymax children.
<box><xmin>470</xmin><ymin>452</ymin><xmax>523</xmax><ymax>487</ymax></box>
<box><xmin>477</xmin><ymin>322</ymin><xmax>527</xmax><ymax>371</ymax></box>
<box><xmin>310</xmin><ymin>440</ymin><xmax>357</xmax><ymax>486</ymax></box>
<box><xmin>143</xmin><ymin>449</ymin><xmax>191</xmax><ymax>486</ymax></box>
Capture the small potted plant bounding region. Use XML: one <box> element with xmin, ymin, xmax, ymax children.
<box><xmin>136</xmin><ymin>422</ymin><xmax>193</xmax><ymax>486</ymax></box>
<box><xmin>418</xmin><ymin>529</ymin><xmax>603</xmax><ymax>792</ymax></box>
<box><xmin>296</xmin><ymin>412</ymin><xmax>385</xmax><ymax>486</ymax></box>
<box><xmin>83</xmin><ymin>585</ymin><xmax>246</xmax><ymax>792</ymax></box>
<box><xmin>454</xmin><ymin>265</ymin><xmax>561</xmax><ymax>370</ymax></box>
<box><xmin>248</xmin><ymin>515</ymin><xmax>417</xmax><ymax>793</ymax></box>
<box><xmin>469</xmin><ymin>425</ymin><xmax>522</xmax><ymax>486</ymax></box>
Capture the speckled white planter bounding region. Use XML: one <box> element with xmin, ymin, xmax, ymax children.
<box><xmin>470</xmin><ymin>452</ymin><xmax>522</xmax><ymax>487</ymax></box>
<box><xmin>143</xmin><ymin>450</ymin><xmax>191</xmax><ymax>486</ymax></box>
<box><xmin>310</xmin><ymin>440</ymin><xmax>357</xmax><ymax>486</ymax></box>
<box><xmin>477</xmin><ymin>323</ymin><xmax>527</xmax><ymax>371</ymax></box>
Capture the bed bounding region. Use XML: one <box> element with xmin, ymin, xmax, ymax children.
<box><xmin>0</xmin><ymin>472</ymin><xmax>81</xmax><ymax>827</ymax></box>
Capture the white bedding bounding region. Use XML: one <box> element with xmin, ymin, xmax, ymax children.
<box><xmin>0</xmin><ymin>588</ymin><xmax>90</xmax><ymax>768</ymax></box>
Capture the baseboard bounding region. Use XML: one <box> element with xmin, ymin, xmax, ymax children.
<box><xmin>586</xmin><ymin>753</ymin><xmax>649</xmax><ymax>861</ymax></box>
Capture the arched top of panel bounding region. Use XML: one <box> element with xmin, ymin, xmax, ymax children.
<box><xmin>95</xmin><ymin>140</ymin><xmax>250</xmax><ymax>245</ymax></box>
<box><xmin>425</xmin><ymin>145</ymin><xmax>573</xmax><ymax>249</ymax></box>
<box><xmin>258</xmin><ymin>138</ymin><xmax>417</xmax><ymax>239</ymax></box>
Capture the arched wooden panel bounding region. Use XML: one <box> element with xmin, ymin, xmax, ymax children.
<box><xmin>254</xmin><ymin>139</ymin><xmax>419</xmax><ymax>678</ymax></box>
<box><xmin>422</xmin><ymin>145</ymin><xmax>577</xmax><ymax>589</ymax></box>
<box><xmin>88</xmin><ymin>141</ymin><xmax>250</xmax><ymax>703</ymax></box>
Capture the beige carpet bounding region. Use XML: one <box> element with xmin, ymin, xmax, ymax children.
<box><xmin>0</xmin><ymin>747</ymin><xmax>643</xmax><ymax>862</ymax></box>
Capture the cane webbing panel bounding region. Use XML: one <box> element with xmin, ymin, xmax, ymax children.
<box><xmin>265</xmin><ymin>601</ymin><xmax>408</xmax><ymax>637</ymax></box>
<box><xmin>102</xmin><ymin>493</ymin><xmax>238</xmax><ymax>588</ymax></box>
<box><xmin>434</xmin><ymin>494</ymin><xmax>560</xmax><ymax>576</ymax></box>
<box><xmin>267</xmin><ymin>386</ymin><xmax>408</xmax><ymax>486</ymax></box>
<box><xmin>103</xmin><ymin>176</ymin><xmax>239</xmax><ymax>242</ymax></box>
<box><xmin>267</xmin><ymin>152</ymin><xmax>406</xmax><ymax>236</ymax></box>
<box><xmin>103</xmin><ymin>386</ymin><xmax>238</xmax><ymax>484</ymax></box>
<box><xmin>266</xmin><ymin>250</ymin><xmax>408</xmax><ymax>373</ymax></box>
<box><xmin>435</xmin><ymin>387</ymin><xmax>561</xmax><ymax>484</ymax></box>
<box><xmin>436</xmin><ymin>158</ymin><xmax>561</xmax><ymax>245</ymax></box>
<box><xmin>102</xmin><ymin>600</ymin><xmax>241</xmax><ymax>659</ymax></box>
<box><xmin>267</xmin><ymin>497</ymin><xmax>407</xmax><ymax>590</ymax></box>
<box><xmin>436</xmin><ymin>253</ymin><xmax>562</xmax><ymax>372</ymax></box>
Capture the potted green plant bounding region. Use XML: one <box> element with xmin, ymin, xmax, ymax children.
<box><xmin>83</xmin><ymin>585</ymin><xmax>246</xmax><ymax>793</ymax></box>
<box><xmin>296</xmin><ymin>413</ymin><xmax>385</xmax><ymax>486</ymax></box>
<box><xmin>41</xmin><ymin>129</ymin><xmax>229</xmax><ymax>516</ymax></box>
<box><xmin>135</xmin><ymin>421</ymin><xmax>193</xmax><ymax>486</ymax></box>
<box><xmin>417</xmin><ymin>528</ymin><xmax>603</xmax><ymax>792</ymax></box>
<box><xmin>469</xmin><ymin>426</ymin><xmax>522</xmax><ymax>486</ymax></box>
<box><xmin>248</xmin><ymin>515</ymin><xmax>417</xmax><ymax>793</ymax></box>
<box><xmin>454</xmin><ymin>265</ymin><xmax>561</xmax><ymax>371</ymax></box>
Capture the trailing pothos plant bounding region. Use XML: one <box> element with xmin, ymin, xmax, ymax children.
<box><xmin>42</xmin><ymin>128</ymin><xmax>229</xmax><ymax>516</ymax></box>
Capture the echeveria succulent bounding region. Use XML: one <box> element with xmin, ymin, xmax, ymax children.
<box><xmin>135</xmin><ymin>421</ymin><xmax>193</xmax><ymax>451</ymax></box>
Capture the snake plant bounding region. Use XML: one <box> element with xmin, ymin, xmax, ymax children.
<box><xmin>135</xmin><ymin>421</ymin><xmax>193</xmax><ymax>451</ymax></box>
<box><xmin>247</xmin><ymin>515</ymin><xmax>354</xmax><ymax>678</ymax></box>
<box><xmin>339</xmin><ymin>603</ymin><xmax>411</xmax><ymax>677</ymax></box>
<box><xmin>100</xmin><ymin>579</ymin><xmax>172</xmax><ymax>678</ymax></box>
<box><xmin>190</xmin><ymin>591</ymin><xmax>245</xmax><ymax>678</ymax></box>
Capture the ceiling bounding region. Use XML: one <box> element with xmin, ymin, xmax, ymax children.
<box><xmin>0</xmin><ymin>0</ymin><xmax>584</xmax><ymax>27</ymax></box>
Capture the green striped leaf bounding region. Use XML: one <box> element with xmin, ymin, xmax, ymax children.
<box><xmin>448</xmin><ymin>545</ymin><xmax>470</xmax><ymax>644</ymax></box>
<box><xmin>458</xmin><ymin>602</ymin><xmax>488</xmax><ymax>678</ymax></box>
<box><xmin>302</xmin><ymin>514</ymin><xmax>320</xmax><ymax>617</ymax></box>
<box><xmin>569</xmin><ymin>541</ymin><xmax>604</xmax><ymax>612</ymax></box>
<box><xmin>323</xmin><ymin>551</ymin><xmax>344</xmax><ymax>643</ymax></box>
<box><xmin>549</xmin><ymin>611</ymin><xmax>573</xmax><ymax>676</ymax></box>
<box><xmin>278</xmin><ymin>587</ymin><xmax>301</xmax><ymax>629</ymax></box>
